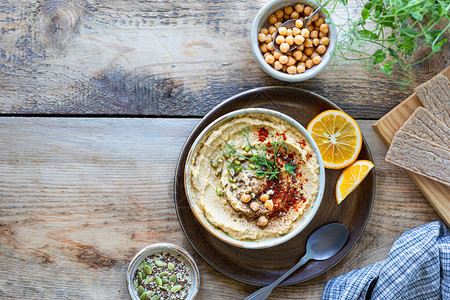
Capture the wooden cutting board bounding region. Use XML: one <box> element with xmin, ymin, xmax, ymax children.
<box><xmin>373</xmin><ymin>66</ymin><xmax>450</xmax><ymax>227</ymax></box>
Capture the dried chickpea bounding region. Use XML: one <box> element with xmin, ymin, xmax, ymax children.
<box><xmin>295</xmin><ymin>19</ymin><xmax>304</xmax><ymax>29</ymax></box>
<box><xmin>286</xmin><ymin>29</ymin><xmax>293</xmax><ymax>36</ymax></box>
<box><xmin>294</xmin><ymin>35</ymin><xmax>304</xmax><ymax>45</ymax></box>
<box><xmin>307</xmin><ymin>24</ymin><xmax>314</xmax><ymax>32</ymax></box>
<box><xmin>300</xmin><ymin>54</ymin><xmax>308</xmax><ymax>62</ymax></box>
<box><xmin>287</xmin><ymin>56</ymin><xmax>296</xmax><ymax>66</ymax></box>
<box><xmin>304</xmin><ymin>47</ymin><xmax>314</xmax><ymax>56</ymax></box>
<box><xmin>307</xmin><ymin>20</ymin><xmax>312</xmax><ymax>26</ymax></box>
<box><xmin>315</xmin><ymin>17</ymin><xmax>325</xmax><ymax>26</ymax></box>
<box><xmin>298</xmin><ymin>61</ymin><xmax>306</xmax><ymax>68</ymax></box>
<box><xmin>258</xmin><ymin>33</ymin><xmax>267</xmax><ymax>43</ymax></box>
<box><xmin>304</xmin><ymin>5</ymin><xmax>313</xmax><ymax>15</ymax></box>
<box><xmin>260</xmin><ymin>27</ymin><xmax>269</xmax><ymax>34</ymax></box>
<box><xmin>310</xmin><ymin>30</ymin><xmax>319</xmax><ymax>39</ymax></box>
<box><xmin>264</xmin><ymin>52</ymin><xmax>270</xmax><ymax>59</ymax></box>
<box><xmin>305</xmin><ymin>59</ymin><xmax>314</xmax><ymax>69</ymax></box>
<box><xmin>298</xmin><ymin>44</ymin><xmax>305</xmax><ymax>51</ymax></box>
<box><xmin>291</xmin><ymin>11</ymin><xmax>299</xmax><ymax>19</ymax></box>
<box><xmin>273</xmin><ymin>51</ymin><xmax>282</xmax><ymax>59</ymax></box>
<box><xmin>312</xmin><ymin>38</ymin><xmax>320</xmax><ymax>46</ymax></box>
<box><xmin>280</xmin><ymin>42</ymin><xmax>290</xmax><ymax>53</ymax></box>
<box><xmin>319</xmin><ymin>32</ymin><xmax>326</xmax><ymax>38</ymax></box>
<box><xmin>297</xmin><ymin>64</ymin><xmax>306</xmax><ymax>73</ymax></box>
<box><xmin>311</xmin><ymin>51</ymin><xmax>320</xmax><ymax>59</ymax></box>
<box><xmin>304</xmin><ymin>38</ymin><xmax>313</xmax><ymax>48</ymax></box>
<box><xmin>320</xmin><ymin>23</ymin><xmax>329</xmax><ymax>33</ymax></box>
<box><xmin>295</xmin><ymin>3</ymin><xmax>305</xmax><ymax>13</ymax></box>
<box><xmin>274</xmin><ymin>60</ymin><xmax>283</xmax><ymax>70</ymax></box>
<box><xmin>320</xmin><ymin>37</ymin><xmax>330</xmax><ymax>46</ymax></box>
<box><xmin>279</xmin><ymin>55</ymin><xmax>288</xmax><ymax>64</ymax></box>
<box><xmin>317</xmin><ymin>45</ymin><xmax>327</xmax><ymax>54</ymax></box>
<box><xmin>293</xmin><ymin>50</ymin><xmax>303</xmax><ymax>60</ymax></box>
<box><xmin>312</xmin><ymin>14</ymin><xmax>319</xmax><ymax>21</ymax></box>
<box><xmin>265</xmin><ymin>54</ymin><xmax>275</xmax><ymax>64</ymax></box>
<box><xmin>264</xmin><ymin>200</ymin><xmax>274</xmax><ymax>210</ymax></box>
<box><xmin>281</xmin><ymin>64</ymin><xmax>288</xmax><ymax>72</ymax></box>
<box><xmin>286</xmin><ymin>36</ymin><xmax>294</xmax><ymax>46</ymax></box>
<box><xmin>269</xmin><ymin>14</ymin><xmax>277</xmax><ymax>24</ymax></box>
<box><xmin>275</xmin><ymin>35</ymin><xmax>285</xmax><ymax>45</ymax></box>
<box><xmin>282</xmin><ymin>13</ymin><xmax>289</xmax><ymax>20</ymax></box>
<box><xmin>275</xmin><ymin>9</ymin><xmax>284</xmax><ymax>19</ymax></box>
<box><xmin>241</xmin><ymin>194</ymin><xmax>251</xmax><ymax>203</ymax></box>
<box><xmin>287</xmin><ymin>65</ymin><xmax>297</xmax><ymax>74</ymax></box>
<box><xmin>284</xmin><ymin>6</ymin><xmax>294</xmax><ymax>15</ymax></box>
<box><xmin>257</xmin><ymin>216</ymin><xmax>268</xmax><ymax>227</ymax></box>
<box><xmin>292</xmin><ymin>27</ymin><xmax>300</xmax><ymax>36</ymax></box>
<box><xmin>278</xmin><ymin>26</ymin><xmax>287</xmax><ymax>36</ymax></box>
<box><xmin>260</xmin><ymin>43</ymin><xmax>268</xmax><ymax>53</ymax></box>
<box><xmin>274</xmin><ymin>21</ymin><xmax>283</xmax><ymax>28</ymax></box>
<box><xmin>312</xmin><ymin>56</ymin><xmax>322</xmax><ymax>65</ymax></box>
<box><xmin>266</xmin><ymin>34</ymin><xmax>273</xmax><ymax>43</ymax></box>
<box><xmin>301</xmin><ymin>28</ymin><xmax>310</xmax><ymax>38</ymax></box>
<box><xmin>250</xmin><ymin>201</ymin><xmax>260</xmax><ymax>212</ymax></box>
<box><xmin>268</xmin><ymin>25</ymin><xmax>277</xmax><ymax>34</ymax></box>
<box><xmin>260</xmin><ymin>194</ymin><xmax>269</xmax><ymax>202</ymax></box>
<box><xmin>267</xmin><ymin>42</ymin><xmax>274</xmax><ymax>51</ymax></box>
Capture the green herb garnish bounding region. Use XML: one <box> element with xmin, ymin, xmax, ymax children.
<box><xmin>226</xmin><ymin>127</ymin><xmax>297</xmax><ymax>181</ymax></box>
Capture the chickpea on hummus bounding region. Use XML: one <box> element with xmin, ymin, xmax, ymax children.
<box><xmin>189</xmin><ymin>113</ymin><xmax>320</xmax><ymax>241</ymax></box>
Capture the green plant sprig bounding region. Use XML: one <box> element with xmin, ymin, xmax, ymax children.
<box><xmin>317</xmin><ymin>0</ymin><xmax>449</xmax><ymax>85</ymax></box>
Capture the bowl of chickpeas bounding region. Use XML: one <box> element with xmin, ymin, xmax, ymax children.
<box><xmin>251</xmin><ymin>0</ymin><xmax>337</xmax><ymax>82</ymax></box>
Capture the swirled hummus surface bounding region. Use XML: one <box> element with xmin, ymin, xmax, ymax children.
<box><xmin>189</xmin><ymin>113</ymin><xmax>320</xmax><ymax>241</ymax></box>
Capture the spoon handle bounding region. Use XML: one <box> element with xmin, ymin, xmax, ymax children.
<box><xmin>245</xmin><ymin>254</ymin><xmax>310</xmax><ymax>300</ymax></box>
<box><xmin>302</xmin><ymin>8</ymin><xmax>321</xmax><ymax>28</ymax></box>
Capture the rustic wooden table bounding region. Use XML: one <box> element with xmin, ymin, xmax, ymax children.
<box><xmin>0</xmin><ymin>0</ymin><xmax>448</xmax><ymax>299</ymax></box>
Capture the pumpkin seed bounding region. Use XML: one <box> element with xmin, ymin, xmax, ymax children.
<box><xmin>216</xmin><ymin>186</ymin><xmax>224</xmax><ymax>196</ymax></box>
<box><xmin>230</xmin><ymin>184</ymin><xmax>237</xmax><ymax>190</ymax></box>
<box><xmin>215</xmin><ymin>167</ymin><xmax>222</xmax><ymax>177</ymax></box>
<box><xmin>150</xmin><ymin>295</ymin><xmax>160</xmax><ymax>300</ymax></box>
<box><xmin>155</xmin><ymin>276</ymin><xmax>162</xmax><ymax>286</ymax></box>
<box><xmin>168</xmin><ymin>262</ymin><xmax>175</xmax><ymax>271</ymax></box>
<box><xmin>161</xmin><ymin>278</ymin><xmax>169</xmax><ymax>284</ymax></box>
<box><xmin>159</xmin><ymin>286</ymin><xmax>168</xmax><ymax>291</ymax></box>
<box><xmin>133</xmin><ymin>279</ymin><xmax>139</xmax><ymax>288</ymax></box>
<box><xmin>137</xmin><ymin>285</ymin><xmax>145</xmax><ymax>295</ymax></box>
<box><xmin>138</xmin><ymin>262</ymin><xmax>146</xmax><ymax>271</ymax></box>
<box><xmin>159</xmin><ymin>271</ymin><xmax>169</xmax><ymax>277</ymax></box>
<box><xmin>154</xmin><ymin>258</ymin><xmax>166</xmax><ymax>268</ymax></box>
<box><xmin>210</xmin><ymin>159</ymin><xmax>218</xmax><ymax>168</ymax></box>
<box><xmin>144</xmin><ymin>265</ymin><xmax>152</xmax><ymax>274</ymax></box>
<box><xmin>245</xmin><ymin>145</ymin><xmax>251</xmax><ymax>152</ymax></box>
<box><xmin>144</xmin><ymin>276</ymin><xmax>154</xmax><ymax>284</ymax></box>
<box><xmin>248</xmin><ymin>164</ymin><xmax>256</xmax><ymax>170</ymax></box>
<box><xmin>170</xmin><ymin>285</ymin><xmax>183</xmax><ymax>293</ymax></box>
<box><xmin>170</xmin><ymin>274</ymin><xmax>177</xmax><ymax>283</ymax></box>
<box><xmin>233</xmin><ymin>159</ymin><xmax>241</xmax><ymax>166</ymax></box>
<box><xmin>217</xmin><ymin>157</ymin><xmax>224</xmax><ymax>163</ymax></box>
<box><xmin>228</xmin><ymin>168</ymin><xmax>235</xmax><ymax>177</ymax></box>
<box><xmin>138</xmin><ymin>271</ymin><xmax>143</xmax><ymax>281</ymax></box>
<box><xmin>140</xmin><ymin>291</ymin><xmax>149</xmax><ymax>300</ymax></box>
<box><xmin>229</xmin><ymin>177</ymin><xmax>237</xmax><ymax>183</ymax></box>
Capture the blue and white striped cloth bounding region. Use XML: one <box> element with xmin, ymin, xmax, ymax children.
<box><xmin>322</xmin><ymin>221</ymin><xmax>450</xmax><ymax>300</ymax></box>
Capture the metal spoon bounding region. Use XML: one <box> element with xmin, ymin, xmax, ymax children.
<box><xmin>273</xmin><ymin>7</ymin><xmax>321</xmax><ymax>53</ymax></box>
<box><xmin>245</xmin><ymin>223</ymin><xmax>348</xmax><ymax>300</ymax></box>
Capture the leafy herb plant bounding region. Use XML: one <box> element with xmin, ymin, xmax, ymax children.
<box><xmin>319</xmin><ymin>0</ymin><xmax>449</xmax><ymax>85</ymax></box>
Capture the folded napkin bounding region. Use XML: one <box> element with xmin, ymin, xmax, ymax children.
<box><xmin>322</xmin><ymin>221</ymin><xmax>450</xmax><ymax>300</ymax></box>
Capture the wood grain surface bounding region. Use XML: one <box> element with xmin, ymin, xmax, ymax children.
<box><xmin>373</xmin><ymin>66</ymin><xmax>450</xmax><ymax>227</ymax></box>
<box><xmin>0</xmin><ymin>118</ymin><xmax>441</xmax><ymax>299</ymax></box>
<box><xmin>0</xmin><ymin>0</ymin><xmax>448</xmax><ymax>117</ymax></box>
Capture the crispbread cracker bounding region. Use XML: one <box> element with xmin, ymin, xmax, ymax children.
<box><xmin>414</xmin><ymin>73</ymin><xmax>450</xmax><ymax>127</ymax></box>
<box><xmin>386</xmin><ymin>130</ymin><xmax>450</xmax><ymax>186</ymax></box>
<box><xmin>399</xmin><ymin>107</ymin><xmax>450</xmax><ymax>148</ymax></box>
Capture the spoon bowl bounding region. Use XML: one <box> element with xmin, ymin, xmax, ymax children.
<box><xmin>245</xmin><ymin>223</ymin><xmax>348</xmax><ymax>300</ymax></box>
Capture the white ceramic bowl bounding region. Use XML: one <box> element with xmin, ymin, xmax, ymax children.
<box><xmin>251</xmin><ymin>0</ymin><xmax>337</xmax><ymax>82</ymax></box>
<box><xmin>127</xmin><ymin>243</ymin><xmax>200</xmax><ymax>300</ymax></box>
<box><xmin>184</xmin><ymin>108</ymin><xmax>325</xmax><ymax>249</ymax></box>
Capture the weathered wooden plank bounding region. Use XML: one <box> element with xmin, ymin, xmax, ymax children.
<box><xmin>0</xmin><ymin>118</ymin><xmax>440</xmax><ymax>299</ymax></box>
<box><xmin>0</xmin><ymin>0</ymin><xmax>447</xmax><ymax>117</ymax></box>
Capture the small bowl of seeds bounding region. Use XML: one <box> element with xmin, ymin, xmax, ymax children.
<box><xmin>127</xmin><ymin>243</ymin><xmax>200</xmax><ymax>300</ymax></box>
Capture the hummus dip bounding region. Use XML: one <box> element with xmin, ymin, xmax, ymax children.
<box><xmin>189</xmin><ymin>113</ymin><xmax>320</xmax><ymax>241</ymax></box>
